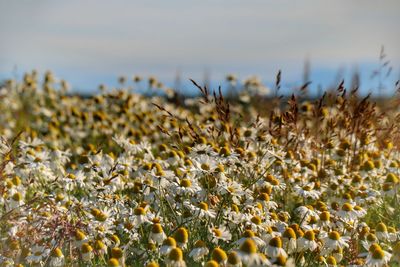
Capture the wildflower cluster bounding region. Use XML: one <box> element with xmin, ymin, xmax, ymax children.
<box><xmin>0</xmin><ymin>71</ymin><xmax>400</xmax><ymax>266</ymax></box>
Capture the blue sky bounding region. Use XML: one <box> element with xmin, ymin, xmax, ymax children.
<box><xmin>0</xmin><ymin>0</ymin><xmax>399</xmax><ymax>95</ymax></box>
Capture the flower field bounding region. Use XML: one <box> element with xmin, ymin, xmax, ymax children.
<box><xmin>0</xmin><ymin>71</ymin><xmax>400</xmax><ymax>267</ymax></box>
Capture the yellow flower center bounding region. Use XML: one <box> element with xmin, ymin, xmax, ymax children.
<box><xmin>52</xmin><ymin>248</ymin><xmax>63</xmax><ymax>258</ymax></box>
<box><xmin>152</xmin><ymin>223</ymin><xmax>163</xmax><ymax>234</ymax></box>
<box><xmin>367</xmin><ymin>233</ymin><xmax>377</xmax><ymax>242</ymax></box>
<box><xmin>372</xmin><ymin>248</ymin><xmax>385</xmax><ymax>260</ymax></box>
<box><xmin>111</xmin><ymin>247</ymin><xmax>123</xmax><ymax>259</ymax></box>
<box><xmin>81</xmin><ymin>243</ymin><xmax>93</xmax><ymax>253</ymax></box>
<box><xmin>96</xmin><ymin>212</ymin><xmax>108</xmax><ymax>222</ymax></box>
<box><xmin>251</xmin><ymin>216</ymin><xmax>262</xmax><ymax>225</ymax></box>
<box><xmin>386</xmin><ymin>173</ymin><xmax>398</xmax><ymax>183</ymax></box>
<box><xmin>12</xmin><ymin>176</ymin><xmax>22</xmax><ymax>186</ymax></box>
<box><xmin>363</xmin><ymin>160</ymin><xmax>375</xmax><ymax>171</ymax></box>
<box><xmin>146</xmin><ymin>262</ymin><xmax>160</xmax><ymax>267</ymax></box>
<box><xmin>369</xmin><ymin>243</ymin><xmax>381</xmax><ymax>253</ymax></box>
<box><xmin>194</xmin><ymin>240</ymin><xmax>206</xmax><ymax>248</ymax></box>
<box><xmin>95</xmin><ymin>240</ymin><xmax>106</xmax><ymax>250</ymax></box>
<box><xmin>174</xmin><ymin>228</ymin><xmax>188</xmax><ymax>243</ymax></box>
<box><xmin>216</xmin><ymin>164</ymin><xmax>224</xmax><ymax>173</ymax></box>
<box><xmin>12</xmin><ymin>192</ymin><xmax>22</xmax><ymax>201</ymax></box>
<box><xmin>75</xmin><ymin>230</ymin><xmax>86</xmax><ymax>240</ymax></box>
<box><xmin>212</xmin><ymin>247</ymin><xmax>227</xmax><ymax>263</ymax></box>
<box><xmin>67</xmin><ymin>173</ymin><xmax>76</xmax><ymax>179</ymax></box>
<box><xmin>111</xmin><ymin>235</ymin><xmax>120</xmax><ymax>244</ymax></box>
<box><xmin>213</xmin><ymin>228</ymin><xmax>222</xmax><ymax>237</ymax></box>
<box><xmin>303</xmin><ymin>185</ymin><xmax>312</xmax><ymax>191</ymax></box>
<box><xmin>328</xmin><ymin>231</ymin><xmax>340</xmax><ymax>240</ymax></box>
<box><xmin>304</xmin><ymin>230</ymin><xmax>315</xmax><ymax>241</ymax></box>
<box><xmin>242</xmin><ymin>230</ymin><xmax>255</xmax><ymax>238</ymax></box>
<box><xmin>201</xmin><ymin>163</ymin><xmax>210</xmax><ymax>171</ymax></box>
<box><xmin>276</xmin><ymin>255</ymin><xmax>287</xmax><ymax>265</ymax></box>
<box><xmin>108</xmin><ymin>258</ymin><xmax>120</xmax><ymax>267</ymax></box>
<box><xmin>283</xmin><ymin>228</ymin><xmax>296</xmax><ymax>239</ymax></box>
<box><xmin>382</xmin><ymin>183</ymin><xmax>393</xmax><ymax>191</ymax></box>
<box><xmin>180</xmin><ymin>179</ymin><xmax>192</xmax><ymax>188</ymax></box>
<box><xmin>205</xmin><ymin>260</ymin><xmax>219</xmax><ymax>267</ymax></box>
<box><xmin>320</xmin><ymin>211</ymin><xmax>330</xmax><ymax>221</ymax></box>
<box><xmin>258</xmin><ymin>193</ymin><xmax>270</xmax><ymax>201</ymax></box>
<box><xmin>240</xmin><ymin>239</ymin><xmax>257</xmax><ymax>254</ymax></box>
<box><xmin>231</xmin><ymin>204</ymin><xmax>239</xmax><ymax>213</ymax></box>
<box><xmin>168</xmin><ymin>247</ymin><xmax>183</xmax><ymax>261</ymax></box>
<box><xmin>219</xmin><ymin>147</ymin><xmax>231</xmax><ymax>156</ymax></box>
<box><xmin>134</xmin><ymin>207</ymin><xmax>146</xmax><ymax>215</ymax></box>
<box><xmin>376</xmin><ymin>222</ymin><xmax>387</xmax><ymax>233</ymax></box>
<box><xmin>269</xmin><ymin>237</ymin><xmax>283</xmax><ymax>248</ymax></box>
<box><xmin>342</xmin><ymin>203</ymin><xmax>353</xmax><ymax>211</ymax></box>
<box><xmin>163</xmin><ymin>237</ymin><xmax>176</xmax><ymax>247</ymax></box>
<box><xmin>199</xmin><ymin>202</ymin><xmax>208</xmax><ymax>210</ymax></box>
<box><xmin>227</xmin><ymin>252</ymin><xmax>241</xmax><ymax>264</ymax></box>
<box><xmin>326</xmin><ymin>256</ymin><xmax>337</xmax><ymax>265</ymax></box>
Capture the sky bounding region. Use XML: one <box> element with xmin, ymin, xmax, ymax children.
<box><xmin>0</xmin><ymin>0</ymin><xmax>399</xmax><ymax>95</ymax></box>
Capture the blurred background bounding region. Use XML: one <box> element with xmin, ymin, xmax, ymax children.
<box><xmin>0</xmin><ymin>0</ymin><xmax>399</xmax><ymax>96</ymax></box>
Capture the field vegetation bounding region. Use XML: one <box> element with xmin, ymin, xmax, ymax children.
<box><xmin>0</xmin><ymin>70</ymin><xmax>400</xmax><ymax>266</ymax></box>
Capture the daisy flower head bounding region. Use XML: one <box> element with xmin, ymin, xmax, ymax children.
<box><xmin>174</xmin><ymin>227</ymin><xmax>189</xmax><ymax>249</ymax></box>
<box><xmin>149</xmin><ymin>223</ymin><xmax>167</xmax><ymax>244</ymax></box>
<box><xmin>189</xmin><ymin>240</ymin><xmax>209</xmax><ymax>262</ymax></box>
<box><xmin>209</xmin><ymin>225</ymin><xmax>232</xmax><ymax>244</ymax></box>
<box><xmin>297</xmin><ymin>230</ymin><xmax>319</xmax><ymax>252</ymax></box>
<box><xmin>257</xmin><ymin>193</ymin><xmax>278</xmax><ymax>211</ymax></box>
<box><xmin>175</xmin><ymin>177</ymin><xmax>201</xmax><ymax>195</ymax></box>
<box><xmin>375</xmin><ymin>222</ymin><xmax>390</xmax><ymax>241</ymax></box>
<box><xmin>387</xmin><ymin>226</ymin><xmax>399</xmax><ymax>242</ymax></box>
<box><xmin>160</xmin><ymin>237</ymin><xmax>177</xmax><ymax>255</ymax></box>
<box><xmin>94</xmin><ymin>239</ymin><xmax>108</xmax><ymax>255</ymax></box>
<box><xmin>81</xmin><ymin>243</ymin><xmax>93</xmax><ymax>262</ymax></box>
<box><xmin>282</xmin><ymin>227</ymin><xmax>297</xmax><ymax>253</ymax></box>
<box><xmin>321</xmin><ymin>231</ymin><xmax>350</xmax><ymax>254</ymax></box>
<box><xmin>236</xmin><ymin>229</ymin><xmax>266</xmax><ymax>247</ymax></box>
<box><xmin>111</xmin><ymin>247</ymin><xmax>125</xmax><ymax>267</ymax></box>
<box><xmin>265</xmin><ymin>236</ymin><xmax>288</xmax><ymax>259</ymax></box>
<box><xmin>237</xmin><ymin>238</ymin><xmax>270</xmax><ymax>267</ymax></box>
<box><xmin>325</xmin><ymin>255</ymin><xmax>337</xmax><ymax>267</ymax></box>
<box><xmin>109</xmin><ymin>234</ymin><xmax>121</xmax><ymax>248</ymax></box>
<box><xmin>132</xmin><ymin>205</ymin><xmax>150</xmax><ymax>227</ymax></box>
<box><xmin>219</xmin><ymin>179</ymin><xmax>247</xmax><ymax>204</ymax></box>
<box><xmin>361</xmin><ymin>233</ymin><xmax>379</xmax><ymax>251</ymax></box>
<box><xmin>294</xmin><ymin>183</ymin><xmax>321</xmax><ymax>200</ymax></box>
<box><xmin>26</xmin><ymin>243</ymin><xmax>50</xmax><ymax>265</ymax></box>
<box><xmin>262</xmin><ymin>174</ymin><xmax>286</xmax><ymax>192</ymax></box>
<box><xmin>318</xmin><ymin>211</ymin><xmax>334</xmax><ymax>229</ymax></box>
<box><xmin>191</xmin><ymin>154</ymin><xmax>218</xmax><ymax>174</ymax></box>
<box><xmin>295</xmin><ymin>205</ymin><xmax>318</xmax><ymax>222</ymax></box>
<box><xmin>337</xmin><ymin>202</ymin><xmax>358</xmax><ymax>222</ymax></box>
<box><xmin>74</xmin><ymin>229</ymin><xmax>88</xmax><ymax>248</ymax></box>
<box><xmin>332</xmin><ymin>247</ymin><xmax>344</xmax><ymax>263</ymax></box>
<box><xmin>365</xmin><ymin>244</ymin><xmax>392</xmax><ymax>267</ymax></box>
<box><xmin>196</xmin><ymin>201</ymin><xmax>217</xmax><ymax>219</ymax></box>
<box><xmin>190</xmin><ymin>143</ymin><xmax>217</xmax><ymax>157</ymax></box>
<box><xmin>8</xmin><ymin>192</ymin><xmax>24</xmax><ymax>210</ymax></box>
